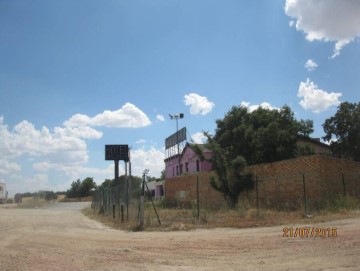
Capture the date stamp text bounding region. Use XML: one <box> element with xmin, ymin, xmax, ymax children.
<box><xmin>283</xmin><ymin>227</ymin><xmax>337</xmax><ymax>238</ymax></box>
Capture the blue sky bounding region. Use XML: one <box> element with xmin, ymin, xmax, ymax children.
<box><xmin>1</xmin><ymin>0</ymin><xmax>360</xmax><ymax>195</ymax></box>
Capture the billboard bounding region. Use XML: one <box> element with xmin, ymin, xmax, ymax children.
<box><xmin>105</xmin><ymin>145</ymin><xmax>129</xmax><ymax>161</ymax></box>
<box><xmin>165</xmin><ymin>127</ymin><xmax>186</xmax><ymax>149</ymax></box>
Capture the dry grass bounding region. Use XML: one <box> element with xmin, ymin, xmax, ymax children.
<box><xmin>82</xmin><ymin>203</ymin><xmax>360</xmax><ymax>232</ymax></box>
<box><xmin>16</xmin><ymin>198</ymin><xmax>56</xmax><ymax>209</ymax></box>
<box><xmin>60</xmin><ymin>196</ymin><xmax>93</xmax><ymax>202</ymax></box>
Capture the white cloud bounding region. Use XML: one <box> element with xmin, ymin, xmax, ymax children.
<box><xmin>331</xmin><ymin>39</ymin><xmax>353</xmax><ymax>59</ymax></box>
<box><xmin>297</xmin><ymin>78</ymin><xmax>342</xmax><ymax>113</ymax></box>
<box><xmin>184</xmin><ymin>93</ymin><xmax>215</xmax><ymax>115</ymax></box>
<box><xmin>191</xmin><ymin>132</ymin><xmax>207</xmax><ymax>144</ymax></box>
<box><xmin>156</xmin><ymin>114</ymin><xmax>165</xmax><ymax>122</ymax></box>
<box><xmin>136</xmin><ymin>139</ymin><xmax>147</xmax><ymax>144</ymax></box>
<box><xmin>304</xmin><ymin>59</ymin><xmax>318</xmax><ymax>71</ymax></box>
<box><xmin>0</xmin><ymin>159</ymin><xmax>21</xmax><ymax>175</ymax></box>
<box><xmin>240</xmin><ymin>101</ymin><xmax>279</xmax><ymax>112</ymax></box>
<box><xmin>0</xmin><ymin>102</ymin><xmax>156</xmax><ymax>194</ymax></box>
<box><xmin>64</xmin><ymin>103</ymin><xmax>151</xmax><ymax>128</ymax></box>
<box><xmin>285</xmin><ymin>0</ymin><xmax>360</xmax><ymax>58</ymax></box>
<box><xmin>130</xmin><ymin>147</ymin><xmax>165</xmax><ymax>177</ymax></box>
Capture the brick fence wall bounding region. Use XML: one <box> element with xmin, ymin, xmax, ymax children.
<box><xmin>164</xmin><ymin>155</ymin><xmax>360</xmax><ymax>210</ymax></box>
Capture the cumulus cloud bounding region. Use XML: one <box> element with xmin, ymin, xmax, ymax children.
<box><xmin>240</xmin><ymin>101</ymin><xmax>279</xmax><ymax>112</ymax></box>
<box><xmin>65</xmin><ymin>103</ymin><xmax>151</xmax><ymax>128</ymax></box>
<box><xmin>0</xmin><ymin>102</ymin><xmax>154</xmax><ymax>194</ymax></box>
<box><xmin>130</xmin><ymin>147</ymin><xmax>165</xmax><ymax>177</ymax></box>
<box><xmin>297</xmin><ymin>78</ymin><xmax>342</xmax><ymax>113</ymax></box>
<box><xmin>156</xmin><ymin>114</ymin><xmax>165</xmax><ymax>122</ymax></box>
<box><xmin>191</xmin><ymin>132</ymin><xmax>207</xmax><ymax>144</ymax></box>
<box><xmin>305</xmin><ymin>59</ymin><xmax>318</xmax><ymax>71</ymax></box>
<box><xmin>285</xmin><ymin>0</ymin><xmax>360</xmax><ymax>58</ymax></box>
<box><xmin>184</xmin><ymin>93</ymin><xmax>215</xmax><ymax>115</ymax></box>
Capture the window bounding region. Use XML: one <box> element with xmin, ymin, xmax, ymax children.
<box><xmin>180</xmin><ymin>164</ymin><xmax>183</xmax><ymax>175</ymax></box>
<box><xmin>176</xmin><ymin>166</ymin><xmax>179</xmax><ymax>176</ymax></box>
<box><xmin>185</xmin><ymin>162</ymin><xmax>189</xmax><ymax>172</ymax></box>
<box><xmin>196</xmin><ymin>159</ymin><xmax>200</xmax><ymax>172</ymax></box>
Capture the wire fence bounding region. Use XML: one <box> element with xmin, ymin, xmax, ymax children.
<box><xmin>91</xmin><ymin>172</ymin><xmax>360</xmax><ymax>227</ymax></box>
<box><xmin>250</xmin><ymin>172</ymin><xmax>360</xmax><ymax>215</ymax></box>
<box><xmin>92</xmin><ymin>178</ymin><xmax>141</xmax><ymax>223</ymax></box>
<box><xmin>164</xmin><ymin>171</ymin><xmax>360</xmax><ymax>216</ymax></box>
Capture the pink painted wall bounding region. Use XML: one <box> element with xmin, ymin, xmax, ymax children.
<box><xmin>165</xmin><ymin>144</ymin><xmax>213</xmax><ymax>179</ymax></box>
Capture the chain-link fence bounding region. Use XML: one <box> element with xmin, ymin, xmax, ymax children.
<box><xmin>92</xmin><ymin>178</ymin><xmax>141</xmax><ymax>223</ymax></box>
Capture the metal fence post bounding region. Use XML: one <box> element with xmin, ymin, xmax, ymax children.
<box><xmin>341</xmin><ymin>172</ymin><xmax>346</xmax><ymax>196</ymax></box>
<box><xmin>196</xmin><ymin>173</ymin><xmax>200</xmax><ymax>221</ymax></box>
<box><xmin>256</xmin><ymin>174</ymin><xmax>259</xmax><ymax>216</ymax></box>
<box><xmin>302</xmin><ymin>173</ymin><xmax>307</xmax><ymax>216</ymax></box>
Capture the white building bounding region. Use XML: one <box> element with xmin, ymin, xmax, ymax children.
<box><xmin>0</xmin><ymin>182</ymin><xmax>7</xmax><ymax>204</ymax></box>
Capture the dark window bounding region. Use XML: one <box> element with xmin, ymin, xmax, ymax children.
<box><xmin>176</xmin><ymin>166</ymin><xmax>179</xmax><ymax>176</ymax></box>
<box><xmin>173</xmin><ymin>167</ymin><xmax>175</xmax><ymax>176</ymax></box>
<box><xmin>196</xmin><ymin>160</ymin><xmax>200</xmax><ymax>172</ymax></box>
<box><xmin>185</xmin><ymin>162</ymin><xmax>189</xmax><ymax>172</ymax></box>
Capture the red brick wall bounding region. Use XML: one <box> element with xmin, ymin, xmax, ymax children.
<box><xmin>165</xmin><ymin>155</ymin><xmax>360</xmax><ymax>209</ymax></box>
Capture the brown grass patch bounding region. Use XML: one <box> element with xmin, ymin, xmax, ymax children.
<box><xmin>82</xmin><ymin>203</ymin><xmax>360</xmax><ymax>232</ymax></box>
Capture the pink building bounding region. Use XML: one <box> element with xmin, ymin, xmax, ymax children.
<box><xmin>164</xmin><ymin>144</ymin><xmax>213</xmax><ymax>179</ymax></box>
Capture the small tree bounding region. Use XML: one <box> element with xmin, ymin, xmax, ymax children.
<box><xmin>66</xmin><ymin>177</ymin><xmax>96</xmax><ymax>198</ymax></box>
<box><xmin>192</xmin><ymin>135</ymin><xmax>253</xmax><ymax>209</ymax></box>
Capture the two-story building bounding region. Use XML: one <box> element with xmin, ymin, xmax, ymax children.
<box><xmin>164</xmin><ymin>144</ymin><xmax>213</xmax><ymax>179</ymax></box>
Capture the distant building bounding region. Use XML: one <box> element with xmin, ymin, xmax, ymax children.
<box><xmin>296</xmin><ymin>136</ymin><xmax>332</xmax><ymax>156</ymax></box>
<box><xmin>0</xmin><ymin>182</ymin><xmax>7</xmax><ymax>204</ymax></box>
<box><xmin>164</xmin><ymin>144</ymin><xmax>213</xmax><ymax>179</ymax></box>
<box><xmin>145</xmin><ymin>180</ymin><xmax>165</xmax><ymax>200</ymax></box>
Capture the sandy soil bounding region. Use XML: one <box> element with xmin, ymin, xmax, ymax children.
<box><xmin>1</xmin><ymin>202</ymin><xmax>359</xmax><ymax>271</ymax></box>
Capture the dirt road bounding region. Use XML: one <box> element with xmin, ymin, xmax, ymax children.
<box><xmin>1</xmin><ymin>203</ymin><xmax>359</xmax><ymax>270</ymax></box>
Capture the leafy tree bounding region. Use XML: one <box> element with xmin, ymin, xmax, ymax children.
<box><xmin>193</xmin><ymin>104</ymin><xmax>313</xmax><ymax>208</ymax></box>
<box><xmin>79</xmin><ymin>177</ymin><xmax>97</xmax><ymax>197</ymax></box>
<box><xmin>323</xmin><ymin>102</ymin><xmax>360</xmax><ymax>161</ymax></box>
<box><xmin>66</xmin><ymin>179</ymin><xmax>81</xmax><ymax>198</ymax></box>
<box><xmin>193</xmin><ymin>137</ymin><xmax>253</xmax><ymax>209</ymax></box>
<box><xmin>66</xmin><ymin>177</ymin><xmax>96</xmax><ymax>198</ymax></box>
<box><xmin>213</xmin><ymin>105</ymin><xmax>313</xmax><ymax>165</ymax></box>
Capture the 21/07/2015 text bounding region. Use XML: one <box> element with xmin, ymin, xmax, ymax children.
<box><xmin>283</xmin><ymin>227</ymin><xmax>337</xmax><ymax>238</ymax></box>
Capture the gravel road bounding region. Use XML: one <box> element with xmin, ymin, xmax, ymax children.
<box><xmin>1</xmin><ymin>202</ymin><xmax>359</xmax><ymax>270</ymax></box>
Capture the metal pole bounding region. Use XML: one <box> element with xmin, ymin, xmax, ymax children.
<box><xmin>256</xmin><ymin>174</ymin><xmax>259</xmax><ymax>216</ymax></box>
<box><xmin>114</xmin><ymin>160</ymin><xmax>119</xmax><ymax>183</ymax></box>
<box><xmin>125</xmin><ymin>161</ymin><xmax>129</xmax><ymax>221</ymax></box>
<box><xmin>139</xmin><ymin>173</ymin><xmax>145</xmax><ymax>230</ymax></box>
<box><xmin>196</xmin><ymin>173</ymin><xmax>200</xmax><ymax>221</ymax></box>
<box><xmin>302</xmin><ymin>173</ymin><xmax>307</xmax><ymax>216</ymax></box>
<box><xmin>144</xmin><ymin>182</ymin><xmax>161</xmax><ymax>225</ymax></box>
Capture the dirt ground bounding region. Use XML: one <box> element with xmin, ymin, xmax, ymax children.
<box><xmin>1</xmin><ymin>202</ymin><xmax>359</xmax><ymax>271</ymax></box>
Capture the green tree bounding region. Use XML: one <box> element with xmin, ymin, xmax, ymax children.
<box><xmin>66</xmin><ymin>177</ymin><xmax>97</xmax><ymax>198</ymax></box>
<box><xmin>66</xmin><ymin>179</ymin><xmax>81</xmax><ymax>198</ymax></box>
<box><xmin>213</xmin><ymin>105</ymin><xmax>313</xmax><ymax>165</ymax></box>
<box><xmin>323</xmin><ymin>102</ymin><xmax>360</xmax><ymax>161</ymax></box>
<box><xmin>79</xmin><ymin>177</ymin><xmax>97</xmax><ymax>197</ymax></box>
<box><xmin>193</xmin><ymin>137</ymin><xmax>253</xmax><ymax>209</ymax></box>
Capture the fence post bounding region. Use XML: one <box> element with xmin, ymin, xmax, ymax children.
<box><xmin>121</xmin><ymin>205</ymin><xmax>124</xmax><ymax>223</ymax></box>
<box><xmin>255</xmin><ymin>174</ymin><xmax>259</xmax><ymax>216</ymax></box>
<box><xmin>196</xmin><ymin>173</ymin><xmax>200</xmax><ymax>221</ymax></box>
<box><xmin>341</xmin><ymin>172</ymin><xmax>346</xmax><ymax>196</ymax></box>
<box><xmin>302</xmin><ymin>173</ymin><xmax>307</xmax><ymax>216</ymax></box>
